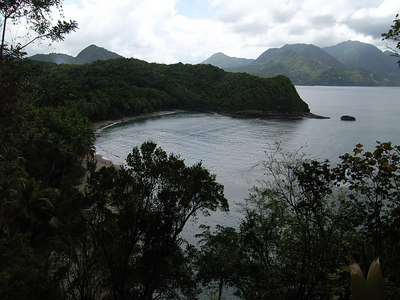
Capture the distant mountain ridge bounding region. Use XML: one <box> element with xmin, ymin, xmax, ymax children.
<box><xmin>29</xmin><ymin>45</ymin><xmax>122</xmax><ymax>65</ymax></box>
<box><xmin>255</xmin><ymin>44</ymin><xmax>343</xmax><ymax>68</ymax></box>
<box><xmin>30</xmin><ymin>42</ymin><xmax>400</xmax><ymax>85</ymax></box>
<box><xmin>202</xmin><ymin>52</ymin><xmax>254</xmax><ymax>69</ymax></box>
<box><xmin>201</xmin><ymin>41</ymin><xmax>400</xmax><ymax>86</ymax></box>
<box><xmin>323</xmin><ymin>40</ymin><xmax>399</xmax><ymax>74</ymax></box>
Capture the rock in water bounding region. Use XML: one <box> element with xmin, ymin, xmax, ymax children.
<box><xmin>341</xmin><ymin>115</ymin><xmax>356</xmax><ymax>121</ymax></box>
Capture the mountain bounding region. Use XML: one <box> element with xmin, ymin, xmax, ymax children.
<box><xmin>323</xmin><ymin>41</ymin><xmax>399</xmax><ymax>75</ymax></box>
<box><xmin>255</xmin><ymin>44</ymin><xmax>342</xmax><ymax>68</ymax></box>
<box><xmin>74</xmin><ymin>45</ymin><xmax>122</xmax><ymax>64</ymax></box>
<box><xmin>202</xmin><ymin>41</ymin><xmax>400</xmax><ymax>86</ymax></box>
<box><xmin>201</xmin><ymin>52</ymin><xmax>254</xmax><ymax>69</ymax></box>
<box><xmin>29</xmin><ymin>52</ymin><xmax>75</xmax><ymax>64</ymax></box>
<box><xmin>242</xmin><ymin>44</ymin><xmax>350</xmax><ymax>85</ymax></box>
<box><xmin>29</xmin><ymin>44</ymin><xmax>122</xmax><ymax>64</ymax></box>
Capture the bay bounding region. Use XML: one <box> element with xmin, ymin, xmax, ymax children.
<box><xmin>95</xmin><ymin>86</ymin><xmax>400</xmax><ymax>233</ymax></box>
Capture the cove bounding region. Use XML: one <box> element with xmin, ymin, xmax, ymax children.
<box><xmin>95</xmin><ymin>86</ymin><xmax>400</xmax><ymax>234</ymax></box>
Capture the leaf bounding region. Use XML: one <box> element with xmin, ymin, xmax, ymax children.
<box><xmin>350</xmin><ymin>262</ymin><xmax>367</xmax><ymax>300</ymax></box>
<box><xmin>366</xmin><ymin>258</ymin><xmax>384</xmax><ymax>300</ymax></box>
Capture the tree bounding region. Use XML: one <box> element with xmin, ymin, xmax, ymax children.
<box><xmin>335</xmin><ymin>143</ymin><xmax>400</xmax><ymax>257</ymax></box>
<box><xmin>382</xmin><ymin>13</ymin><xmax>400</xmax><ymax>65</ymax></box>
<box><xmin>0</xmin><ymin>0</ymin><xmax>77</xmax><ymax>60</ymax></box>
<box><xmin>201</xmin><ymin>142</ymin><xmax>400</xmax><ymax>299</ymax></box>
<box><xmin>194</xmin><ymin>145</ymin><xmax>351</xmax><ymax>300</ymax></box>
<box><xmin>0</xmin><ymin>2</ymin><xmax>84</xmax><ymax>298</ymax></box>
<box><xmin>235</xmin><ymin>148</ymin><xmax>349</xmax><ymax>300</ymax></box>
<box><xmin>195</xmin><ymin>225</ymin><xmax>241</xmax><ymax>300</ymax></box>
<box><xmin>334</xmin><ymin>142</ymin><xmax>400</xmax><ymax>298</ymax></box>
<box><xmin>0</xmin><ymin>233</ymin><xmax>61</xmax><ymax>299</ymax></box>
<box><xmin>55</xmin><ymin>142</ymin><xmax>229</xmax><ymax>299</ymax></box>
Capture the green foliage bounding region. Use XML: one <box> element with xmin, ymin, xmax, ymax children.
<box><xmin>0</xmin><ymin>56</ymin><xmax>94</xmax><ymax>297</ymax></box>
<box><xmin>382</xmin><ymin>14</ymin><xmax>400</xmax><ymax>65</ymax></box>
<box><xmin>197</xmin><ymin>142</ymin><xmax>400</xmax><ymax>299</ymax></box>
<box><xmin>52</xmin><ymin>142</ymin><xmax>228</xmax><ymax>299</ymax></box>
<box><xmin>335</xmin><ymin>142</ymin><xmax>400</xmax><ymax>257</ymax></box>
<box><xmin>333</xmin><ymin>143</ymin><xmax>400</xmax><ymax>298</ymax></box>
<box><xmin>236</xmin><ymin>149</ymin><xmax>347</xmax><ymax>299</ymax></box>
<box><xmin>0</xmin><ymin>58</ymin><xmax>38</xmax><ymax>124</ymax></box>
<box><xmin>1</xmin><ymin>8</ymin><xmax>400</xmax><ymax>297</ymax></box>
<box><xmin>0</xmin><ymin>0</ymin><xmax>77</xmax><ymax>60</ymax></box>
<box><xmin>0</xmin><ymin>3</ymin><xmax>263</xmax><ymax>299</ymax></box>
<box><xmin>1</xmin><ymin>56</ymin><xmax>400</xmax><ymax>300</ymax></box>
<box><xmin>33</xmin><ymin>58</ymin><xmax>309</xmax><ymax>121</ymax></box>
<box><xmin>193</xmin><ymin>146</ymin><xmax>345</xmax><ymax>299</ymax></box>
<box><xmin>195</xmin><ymin>225</ymin><xmax>241</xmax><ymax>300</ymax></box>
<box><xmin>0</xmin><ymin>234</ymin><xmax>61</xmax><ymax>299</ymax></box>
<box><xmin>2</xmin><ymin>105</ymin><xmax>94</xmax><ymax>188</ymax></box>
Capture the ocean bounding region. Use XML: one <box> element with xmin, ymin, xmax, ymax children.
<box><xmin>95</xmin><ymin>86</ymin><xmax>400</xmax><ymax>234</ymax></box>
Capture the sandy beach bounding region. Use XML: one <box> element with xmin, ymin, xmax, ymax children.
<box><xmin>92</xmin><ymin>110</ymin><xmax>184</xmax><ymax>167</ymax></box>
<box><xmin>93</xmin><ymin>110</ymin><xmax>185</xmax><ymax>133</ymax></box>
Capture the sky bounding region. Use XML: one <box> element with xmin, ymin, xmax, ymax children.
<box><xmin>21</xmin><ymin>0</ymin><xmax>400</xmax><ymax>64</ymax></box>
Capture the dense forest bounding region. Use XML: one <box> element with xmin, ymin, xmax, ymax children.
<box><xmin>33</xmin><ymin>57</ymin><xmax>310</xmax><ymax>121</ymax></box>
<box><xmin>1</xmin><ymin>1</ymin><xmax>400</xmax><ymax>299</ymax></box>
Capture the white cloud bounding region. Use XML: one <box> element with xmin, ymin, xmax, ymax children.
<box><xmin>24</xmin><ymin>0</ymin><xmax>400</xmax><ymax>63</ymax></box>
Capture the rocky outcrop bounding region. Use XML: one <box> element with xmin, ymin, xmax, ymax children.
<box><xmin>341</xmin><ymin>115</ymin><xmax>356</xmax><ymax>121</ymax></box>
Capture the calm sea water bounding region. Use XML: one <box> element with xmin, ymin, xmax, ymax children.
<box><xmin>95</xmin><ymin>86</ymin><xmax>400</xmax><ymax>234</ymax></box>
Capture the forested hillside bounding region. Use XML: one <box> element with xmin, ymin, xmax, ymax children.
<box><xmin>29</xmin><ymin>44</ymin><xmax>122</xmax><ymax>65</ymax></box>
<box><xmin>323</xmin><ymin>41</ymin><xmax>400</xmax><ymax>74</ymax></box>
<box><xmin>202</xmin><ymin>42</ymin><xmax>400</xmax><ymax>86</ymax></box>
<box><xmin>34</xmin><ymin>57</ymin><xmax>310</xmax><ymax>121</ymax></box>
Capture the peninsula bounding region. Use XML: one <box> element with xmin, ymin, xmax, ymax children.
<box><xmin>34</xmin><ymin>57</ymin><xmax>312</xmax><ymax>122</ymax></box>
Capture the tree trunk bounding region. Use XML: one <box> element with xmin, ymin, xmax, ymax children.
<box><xmin>0</xmin><ymin>17</ymin><xmax>7</xmax><ymax>61</ymax></box>
<box><xmin>218</xmin><ymin>279</ymin><xmax>223</xmax><ymax>300</ymax></box>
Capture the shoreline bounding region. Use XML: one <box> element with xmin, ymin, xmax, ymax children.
<box><xmin>92</xmin><ymin>110</ymin><xmax>185</xmax><ymax>167</ymax></box>
<box><xmin>92</xmin><ymin>109</ymin><xmax>328</xmax><ymax>167</ymax></box>
<box><xmin>220</xmin><ymin>110</ymin><xmax>330</xmax><ymax>119</ymax></box>
<box><xmin>92</xmin><ymin>109</ymin><xmax>328</xmax><ymax>134</ymax></box>
<box><xmin>93</xmin><ymin>153</ymin><xmax>116</xmax><ymax>169</ymax></box>
<box><xmin>93</xmin><ymin>110</ymin><xmax>185</xmax><ymax>134</ymax></box>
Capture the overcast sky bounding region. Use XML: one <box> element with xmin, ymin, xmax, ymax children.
<box><xmin>24</xmin><ymin>0</ymin><xmax>400</xmax><ymax>64</ymax></box>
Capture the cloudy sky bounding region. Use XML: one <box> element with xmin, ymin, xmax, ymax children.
<box><xmin>24</xmin><ymin>0</ymin><xmax>400</xmax><ymax>64</ymax></box>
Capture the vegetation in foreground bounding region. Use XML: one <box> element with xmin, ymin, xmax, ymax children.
<box><xmin>196</xmin><ymin>142</ymin><xmax>400</xmax><ymax>299</ymax></box>
<box><xmin>1</xmin><ymin>3</ymin><xmax>400</xmax><ymax>299</ymax></box>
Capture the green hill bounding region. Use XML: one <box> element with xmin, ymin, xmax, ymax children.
<box><xmin>240</xmin><ymin>44</ymin><xmax>380</xmax><ymax>85</ymax></box>
<box><xmin>202</xmin><ymin>42</ymin><xmax>400</xmax><ymax>86</ymax></box>
<box><xmin>29</xmin><ymin>44</ymin><xmax>122</xmax><ymax>65</ymax></box>
<box><xmin>74</xmin><ymin>45</ymin><xmax>123</xmax><ymax>64</ymax></box>
<box><xmin>240</xmin><ymin>44</ymin><xmax>350</xmax><ymax>85</ymax></box>
<box><xmin>29</xmin><ymin>52</ymin><xmax>75</xmax><ymax>64</ymax></box>
<box><xmin>323</xmin><ymin>40</ymin><xmax>399</xmax><ymax>75</ymax></box>
<box><xmin>254</xmin><ymin>44</ymin><xmax>342</xmax><ymax>67</ymax></box>
<box><xmin>201</xmin><ymin>52</ymin><xmax>254</xmax><ymax>69</ymax></box>
<box><xmin>34</xmin><ymin>58</ymin><xmax>310</xmax><ymax>121</ymax></box>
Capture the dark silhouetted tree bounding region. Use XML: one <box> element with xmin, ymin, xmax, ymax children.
<box><xmin>0</xmin><ymin>0</ymin><xmax>77</xmax><ymax>60</ymax></box>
